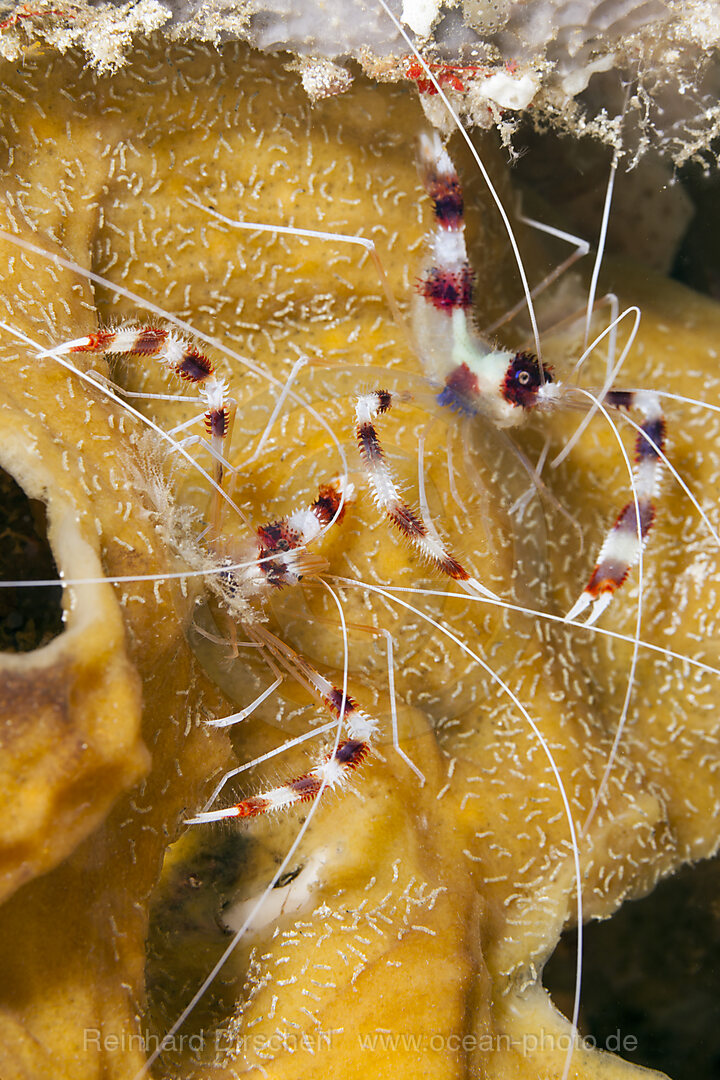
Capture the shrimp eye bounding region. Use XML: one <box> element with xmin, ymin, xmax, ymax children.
<box><xmin>501</xmin><ymin>351</ymin><xmax>549</xmax><ymax>409</ymax></box>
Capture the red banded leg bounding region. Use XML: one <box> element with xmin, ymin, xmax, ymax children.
<box><xmin>238</xmin><ymin>477</ymin><xmax>353</xmax><ymax>593</ymax></box>
<box><xmin>187</xmin><ymin>624</ymin><xmax>377</xmax><ymax>822</ymax></box>
<box><xmin>566</xmin><ymin>390</ymin><xmax>665</xmax><ymax>624</ymax></box>
<box><xmin>55</xmin><ymin>325</ymin><xmax>233</xmax><ymax>482</ymax></box>
<box><xmin>188</xmin><ymin>475</ymin><xmax>369</xmax><ymax>822</ymax></box>
<box><xmin>355</xmin><ymin>390</ymin><xmax>498</xmax><ymax>600</ymax></box>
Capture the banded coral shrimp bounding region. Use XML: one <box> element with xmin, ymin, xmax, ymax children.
<box><xmin>1</xmin><ymin>21</ymin><xmax>720</xmax><ymax>1080</ymax></box>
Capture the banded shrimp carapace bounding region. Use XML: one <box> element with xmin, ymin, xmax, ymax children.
<box><xmin>0</xmin><ymin>25</ymin><xmax>719</xmax><ymax>1080</ymax></box>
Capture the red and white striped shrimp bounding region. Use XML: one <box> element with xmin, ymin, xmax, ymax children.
<box><xmin>0</xmin><ymin>20</ymin><xmax>719</xmax><ymax>1080</ymax></box>
<box><xmin>360</xmin><ymin>129</ymin><xmax>667</xmax><ymax>628</ymax></box>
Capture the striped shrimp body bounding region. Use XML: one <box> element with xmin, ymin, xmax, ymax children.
<box><xmin>0</xmin><ymin>27</ymin><xmax>719</xmax><ymax>1080</ymax></box>
<box><xmin>400</xmin><ymin>131</ymin><xmax>667</xmax><ymax>626</ymax></box>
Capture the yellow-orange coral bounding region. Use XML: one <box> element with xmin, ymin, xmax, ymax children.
<box><xmin>0</xmin><ymin>35</ymin><xmax>718</xmax><ymax>1080</ymax></box>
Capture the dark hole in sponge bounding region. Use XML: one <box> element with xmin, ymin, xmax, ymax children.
<box><xmin>543</xmin><ymin>854</ymin><xmax>720</xmax><ymax>1080</ymax></box>
<box><xmin>0</xmin><ymin>468</ymin><xmax>64</xmax><ymax>652</ymax></box>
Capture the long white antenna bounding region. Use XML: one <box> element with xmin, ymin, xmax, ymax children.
<box><xmin>583</xmin><ymin>152</ymin><xmax>618</xmax><ymax>350</ymax></box>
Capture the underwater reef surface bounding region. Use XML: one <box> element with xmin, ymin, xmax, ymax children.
<box><xmin>0</xmin><ymin>35</ymin><xmax>719</xmax><ymax>1080</ymax></box>
<box><xmin>1</xmin><ymin>0</ymin><xmax>719</xmax><ymax>165</ymax></box>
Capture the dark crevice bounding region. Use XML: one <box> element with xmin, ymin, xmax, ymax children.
<box><xmin>671</xmin><ymin>154</ymin><xmax>720</xmax><ymax>300</ymax></box>
<box><xmin>0</xmin><ymin>468</ymin><xmax>64</xmax><ymax>652</ymax></box>
<box><xmin>509</xmin><ymin>124</ymin><xmax>720</xmax><ymax>305</ymax></box>
<box><xmin>146</xmin><ymin>828</ymin><xmax>255</xmax><ymax>1021</ymax></box>
<box><xmin>543</xmin><ymin>854</ymin><xmax>720</xmax><ymax>1080</ymax></box>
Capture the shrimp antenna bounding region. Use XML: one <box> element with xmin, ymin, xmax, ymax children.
<box><xmin>582</xmin><ymin>79</ymin><xmax>633</xmax><ymax>350</ymax></box>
